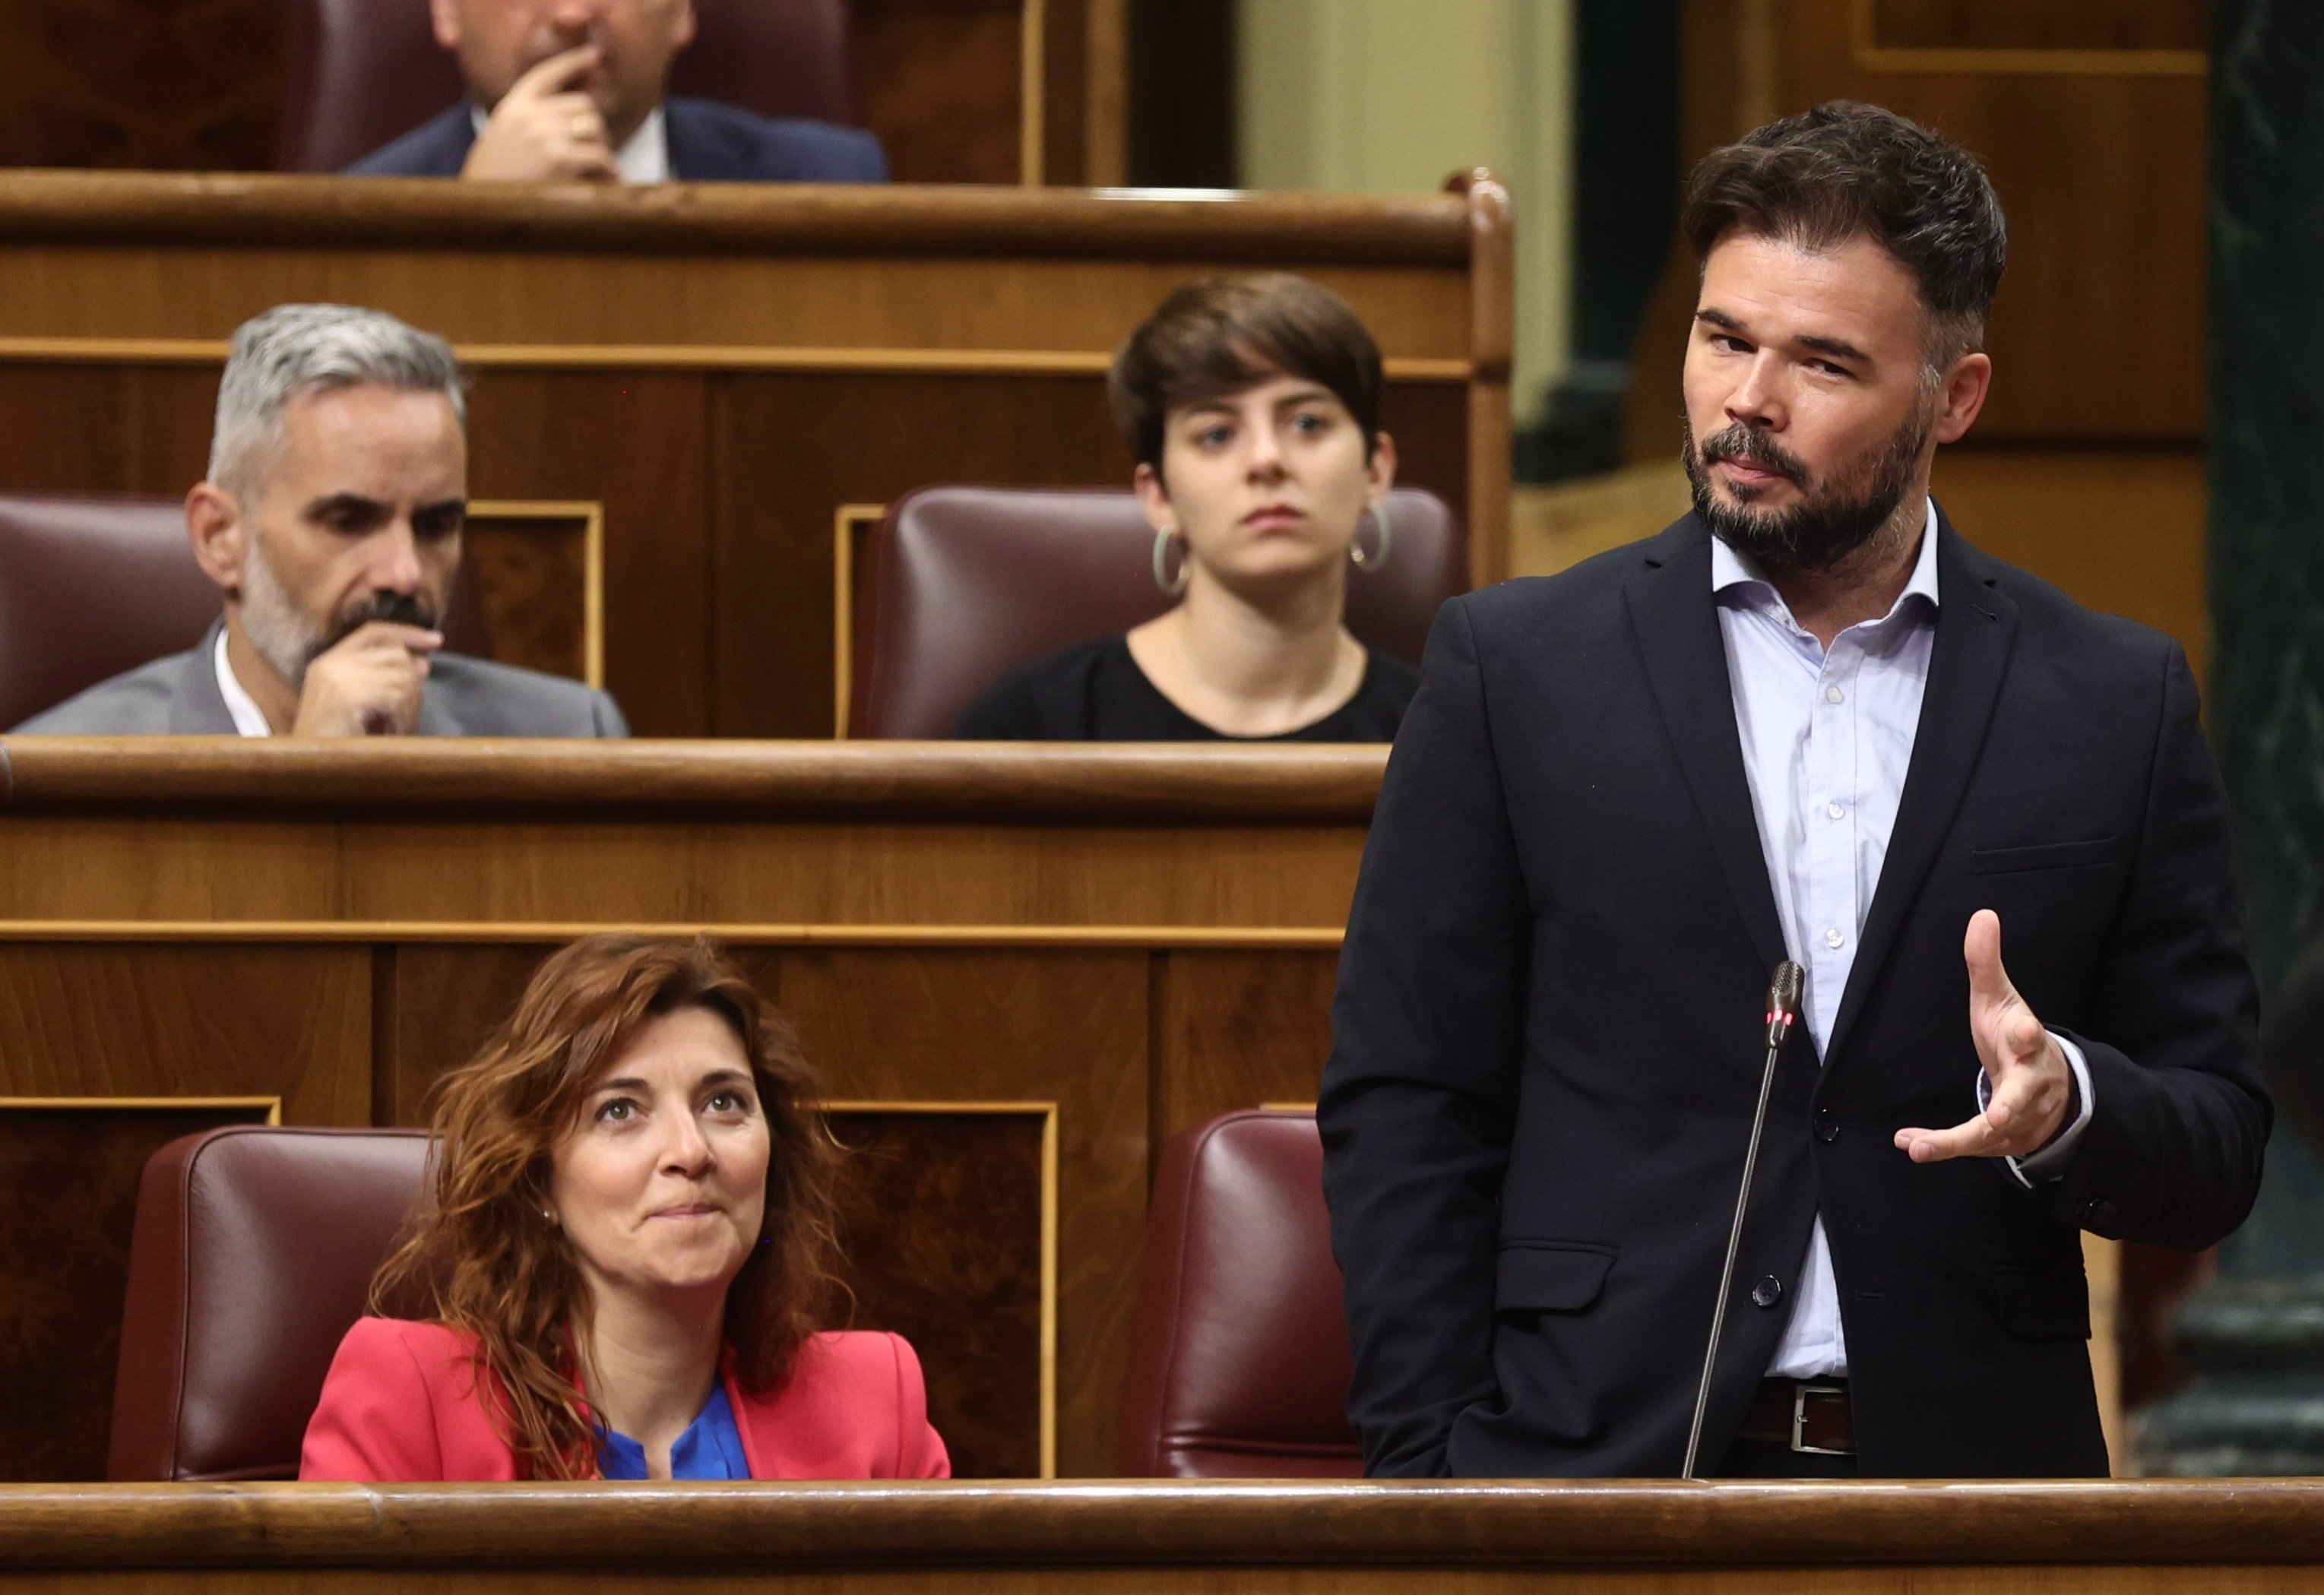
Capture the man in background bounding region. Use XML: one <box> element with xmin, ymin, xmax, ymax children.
<box><xmin>14</xmin><ymin>304</ymin><xmax>627</xmax><ymax>737</ymax></box>
<box><xmin>349</xmin><ymin>0</ymin><xmax>886</xmax><ymax>184</ymax></box>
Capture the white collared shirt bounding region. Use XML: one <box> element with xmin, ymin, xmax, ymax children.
<box><xmin>213</xmin><ymin>631</ymin><xmax>273</xmax><ymax>738</ymax></box>
<box><xmin>470</xmin><ymin>103</ymin><xmax>670</xmax><ymax>183</ymax></box>
<box><xmin>1711</xmin><ymin>498</ymin><xmax>2094</xmax><ymax>1378</ymax></box>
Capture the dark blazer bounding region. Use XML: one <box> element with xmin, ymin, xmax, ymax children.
<box><xmin>1319</xmin><ymin>510</ymin><xmax>2269</xmax><ymax>1479</ymax></box>
<box><xmin>346</xmin><ymin>95</ymin><xmax>887</xmax><ymax>182</ymax></box>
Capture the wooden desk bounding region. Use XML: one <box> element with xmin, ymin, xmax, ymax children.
<box><xmin>4</xmin><ymin>1479</ymin><xmax>2321</xmax><ymax>1592</ymax></box>
<box><xmin>0</xmin><ymin>739</ymin><xmax>1378</xmax><ymax>1483</ymax></box>
<box><xmin>0</xmin><ymin>172</ymin><xmax>1512</xmax><ymax>737</ymax></box>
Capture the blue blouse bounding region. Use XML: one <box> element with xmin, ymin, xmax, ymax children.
<box><xmin>597</xmin><ymin>1382</ymin><xmax>751</xmax><ymax>1480</ymax></box>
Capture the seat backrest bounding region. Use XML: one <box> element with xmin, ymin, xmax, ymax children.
<box><xmin>850</xmin><ymin>486</ymin><xmax>1464</xmax><ymax>739</ymax></box>
<box><xmin>108</xmin><ymin>1127</ymin><xmax>432</xmax><ymax>1482</ymax></box>
<box><xmin>0</xmin><ymin>495</ymin><xmax>222</xmax><ymax>731</ymax></box>
<box><xmin>1118</xmin><ymin>1109</ymin><xmax>1362</xmax><ymax>1477</ymax></box>
<box><xmin>278</xmin><ymin>0</ymin><xmax>861</xmax><ymax>173</ymax></box>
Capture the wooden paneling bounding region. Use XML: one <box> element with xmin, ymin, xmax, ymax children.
<box><xmin>0</xmin><ymin>743</ymin><xmax>1369</xmax><ymax>1479</ymax></box>
<box><xmin>12</xmin><ymin>1478</ymin><xmax>2324</xmax><ymax>1589</ymax></box>
<box><xmin>1151</xmin><ymin>950</ymin><xmax>1339</xmax><ymax>1141</ymax></box>
<box><xmin>0</xmin><ymin>175</ymin><xmax>1504</xmax><ymax>736</ymax></box>
<box><xmin>1866</xmin><ymin>0</ymin><xmax>2208</xmax><ymax>53</ymax></box>
<box><xmin>1775</xmin><ymin>0</ymin><xmax>2207</xmax><ymax>445</ymax></box>
<box><xmin>0</xmin><ymin>0</ymin><xmax>1120</xmax><ymax>187</ymax></box>
<box><xmin>0</xmin><ymin>1100</ymin><xmax>274</xmax><ymax>1483</ymax></box>
<box><xmin>828</xmin><ymin>1106</ymin><xmax>1050</xmax><ymax>1479</ymax></box>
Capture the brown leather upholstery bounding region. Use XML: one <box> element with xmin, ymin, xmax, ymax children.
<box><xmin>0</xmin><ymin>492</ymin><xmax>491</xmax><ymax>731</ymax></box>
<box><xmin>1118</xmin><ymin>1109</ymin><xmax>1362</xmax><ymax>1477</ymax></box>
<box><xmin>108</xmin><ymin>1126</ymin><xmax>432</xmax><ymax>1482</ymax></box>
<box><xmin>0</xmin><ymin>495</ymin><xmax>220</xmax><ymax>731</ymax></box>
<box><xmin>850</xmin><ymin>486</ymin><xmax>1464</xmax><ymax>739</ymax></box>
<box><xmin>279</xmin><ymin>0</ymin><xmax>862</xmax><ymax>173</ymax></box>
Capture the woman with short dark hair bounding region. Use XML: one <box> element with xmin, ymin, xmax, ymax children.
<box><xmin>300</xmin><ymin>934</ymin><xmax>948</xmax><ymax>1481</ymax></box>
<box><xmin>956</xmin><ymin>272</ymin><xmax>1418</xmax><ymax>741</ymax></box>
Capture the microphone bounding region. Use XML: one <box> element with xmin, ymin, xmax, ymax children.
<box><xmin>1681</xmin><ymin>960</ymin><xmax>1805</xmax><ymax>1480</ymax></box>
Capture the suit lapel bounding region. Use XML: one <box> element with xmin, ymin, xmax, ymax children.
<box><xmin>1822</xmin><ymin>513</ymin><xmax>2018</xmax><ymax>1071</ymax></box>
<box><xmin>1623</xmin><ymin>515</ymin><xmax>1790</xmax><ymax>978</ymax></box>
<box><xmin>167</xmin><ymin>621</ymin><xmax>239</xmax><ymax>734</ymax></box>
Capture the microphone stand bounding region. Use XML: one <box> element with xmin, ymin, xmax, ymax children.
<box><xmin>1681</xmin><ymin>960</ymin><xmax>1804</xmax><ymax>1480</ymax></box>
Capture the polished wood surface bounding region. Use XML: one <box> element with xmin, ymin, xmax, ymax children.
<box><xmin>0</xmin><ymin>173</ymin><xmax>1505</xmax><ymax>736</ymax></box>
<box><xmin>3</xmin><ymin>1479</ymin><xmax>2324</xmax><ymax>1575</ymax></box>
<box><xmin>0</xmin><ymin>743</ymin><xmax>1373</xmax><ymax>1479</ymax></box>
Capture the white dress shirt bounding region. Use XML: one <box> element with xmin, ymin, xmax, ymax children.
<box><xmin>214</xmin><ymin>631</ymin><xmax>272</xmax><ymax>738</ymax></box>
<box><xmin>1711</xmin><ymin>498</ymin><xmax>2094</xmax><ymax>1379</ymax></box>
<box><xmin>469</xmin><ymin>103</ymin><xmax>670</xmax><ymax>183</ymax></box>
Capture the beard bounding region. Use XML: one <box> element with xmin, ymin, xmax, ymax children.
<box><xmin>1681</xmin><ymin>403</ymin><xmax>1932</xmax><ymax>573</ymax></box>
<box><xmin>240</xmin><ymin>539</ymin><xmax>440</xmax><ymax>691</ymax></box>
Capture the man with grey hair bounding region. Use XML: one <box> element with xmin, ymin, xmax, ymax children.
<box><xmin>14</xmin><ymin>304</ymin><xmax>627</xmax><ymax>736</ymax></box>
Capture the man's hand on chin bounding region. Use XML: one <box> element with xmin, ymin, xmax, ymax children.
<box><xmin>461</xmin><ymin>45</ymin><xmax>620</xmax><ymax>183</ymax></box>
<box><xmin>290</xmin><ymin>621</ymin><xmax>442</xmax><ymax>737</ymax></box>
<box><xmin>1895</xmin><ymin>908</ymin><xmax>2077</xmax><ymax>1164</ymax></box>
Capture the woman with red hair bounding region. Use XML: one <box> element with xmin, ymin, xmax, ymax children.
<box><xmin>301</xmin><ymin>934</ymin><xmax>948</xmax><ymax>1480</ymax></box>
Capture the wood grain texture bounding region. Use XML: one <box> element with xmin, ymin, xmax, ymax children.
<box><xmin>9</xmin><ymin>1479</ymin><xmax>2324</xmax><ymax>1568</ymax></box>
<box><xmin>0</xmin><ymin>742</ymin><xmax>1387</xmax><ymax>822</ymax></box>
<box><xmin>458</xmin><ymin>512</ymin><xmax>591</xmax><ymax>685</ymax></box>
<box><xmin>1150</xmin><ymin>950</ymin><xmax>1338</xmax><ymax>1142</ymax></box>
<box><xmin>777</xmin><ymin>949</ymin><xmax>1147</xmax><ymax>1478</ymax></box>
<box><xmin>858</xmin><ymin>0</ymin><xmax>1026</xmax><ymax>184</ymax></box>
<box><xmin>1774</xmin><ymin>0</ymin><xmax>2206</xmax><ymax>442</ymax></box>
<box><xmin>0</xmin><ymin>1102</ymin><xmax>274</xmax><ymax>1482</ymax></box>
<box><xmin>1866</xmin><ymin>0</ymin><xmax>2207</xmax><ymax>52</ymax></box>
<box><xmin>0</xmin><ymin>172</ymin><xmax>1478</xmax><ymax>264</ymax></box>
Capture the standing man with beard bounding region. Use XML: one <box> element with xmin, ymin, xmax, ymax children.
<box><xmin>1319</xmin><ymin>102</ymin><xmax>2266</xmax><ymax>1479</ymax></box>
<box><xmin>13</xmin><ymin>305</ymin><xmax>626</xmax><ymax>736</ymax></box>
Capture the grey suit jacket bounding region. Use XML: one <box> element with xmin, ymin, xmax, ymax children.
<box><xmin>11</xmin><ymin>623</ymin><xmax>628</xmax><ymax>736</ymax></box>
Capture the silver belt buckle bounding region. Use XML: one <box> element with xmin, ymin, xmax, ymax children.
<box><xmin>1790</xmin><ymin>1381</ymin><xmax>1851</xmax><ymax>1455</ymax></box>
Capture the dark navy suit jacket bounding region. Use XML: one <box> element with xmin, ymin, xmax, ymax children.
<box><xmin>1319</xmin><ymin>511</ymin><xmax>2268</xmax><ymax>1479</ymax></box>
<box><xmin>346</xmin><ymin>94</ymin><xmax>886</xmax><ymax>182</ymax></box>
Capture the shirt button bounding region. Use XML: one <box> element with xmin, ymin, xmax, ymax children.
<box><xmin>1824</xmin><ymin>685</ymin><xmax>1844</xmax><ymax>704</ymax></box>
<box><xmin>1825</xmin><ymin>801</ymin><xmax>1845</xmax><ymax>821</ymax></box>
<box><xmin>1823</xmin><ymin>927</ymin><xmax>1844</xmax><ymax>950</ymax></box>
<box><xmin>1750</xmin><ymin>1277</ymin><xmax>1783</xmax><ymax>1309</ymax></box>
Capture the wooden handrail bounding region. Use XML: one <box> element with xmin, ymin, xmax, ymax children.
<box><xmin>0</xmin><ymin>171</ymin><xmax>1474</xmax><ymax>263</ymax></box>
<box><xmin>0</xmin><ymin>1479</ymin><xmax>2319</xmax><ymax>1568</ymax></box>
<box><xmin>0</xmin><ymin>739</ymin><xmax>1387</xmax><ymax>821</ymax></box>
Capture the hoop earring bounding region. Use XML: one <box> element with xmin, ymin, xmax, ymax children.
<box><xmin>1350</xmin><ymin>500</ymin><xmax>1392</xmax><ymax>573</ymax></box>
<box><xmin>1151</xmin><ymin>525</ymin><xmax>1189</xmax><ymax>597</ymax></box>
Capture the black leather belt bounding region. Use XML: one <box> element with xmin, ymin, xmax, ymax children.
<box><xmin>1733</xmin><ymin>1378</ymin><xmax>1855</xmax><ymax>1455</ymax></box>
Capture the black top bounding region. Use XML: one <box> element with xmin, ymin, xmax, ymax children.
<box><xmin>954</xmin><ymin>634</ymin><xmax>1420</xmax><ymax>742</ymax></box>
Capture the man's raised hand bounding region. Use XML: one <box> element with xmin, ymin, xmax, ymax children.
<box><xmin>1894</xmin><ymin>909</ymin><xmax>2074</xmax><ymax>1164</ymax></box>
<box><xmin>461</xmin><ymin>45</ymin><xmax>619</xmax><ymax>183</ymax></box>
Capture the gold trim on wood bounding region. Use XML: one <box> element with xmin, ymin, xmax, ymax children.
<box><xmin>825</xmin><ymin>1099</ymin><xmax>1059</xmax><ymax>1479</ymax></box>
<box><xmin>467</xmin><ymin>499</ymin><xmax>606</xmax><ymax>690</ymax></box>
<box><xmin>0</xmin><ymin>1095</ymin><xmax>282</xmax><ymax>1124</ymax></box>
<box><xmin>833</xmin><ymin>502</ymin><xmax>889</xmax><ymax>738</ymax></box>
<box><xmin>0</xmin><ymin>337</ymin><xmax>1473</xmax><ymax>383</ymax></box>
<box><xmin>1021</xmin><ymin>0</ymin><xmax>1049</xmax><ymax>187</ymax></box>
<box><xmin>1847</xmin><ymin>0</ymin><xmax>2205</xmax><ymax>75</ymax></box>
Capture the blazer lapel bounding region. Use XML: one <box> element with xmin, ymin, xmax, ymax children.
<box><xmin>167</xmin><ymin>620</ymin><xmax>240</xmax><ymax>734</ymax></box>
<box><xmin>1822</xmin><ymin>512</ymin><xmax>2019</xmax><ymax>1071</ymax></box>
<box><xmin>1623</xmin><ymin>514</ymin><xmax>1790</xmax><ymax>978</ymax></box>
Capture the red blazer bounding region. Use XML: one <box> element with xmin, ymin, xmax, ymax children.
<box><xmin>300</xmin><ymin>1316</ymin><xmax>951</xmax><ymax>1481</ymax></box>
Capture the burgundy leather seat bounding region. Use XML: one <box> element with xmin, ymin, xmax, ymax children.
<box><xmin>0</xmin><ymin>495</ymin><xmax>220</xmax><ymax>732</ymax></box>
<box><xmin>1118</xmin><ymin>1109</ymin><xmax>1363</xmax><ymax>1477</ymax></box>
<box><xmin>279</xmin><ymin>0</ymin><xmax>862</xmax><ymax>173</ymax></box>
<box><xmin>0</xmin><ymin>493</ymin><xmax>492</xmax><ymax>733</ymax></box>
<box><xmin>849</xmin><ymin>486</ymin><xmax>1464</xmax><ymax>739</ymax></box>
<box><xmin>109</xmin><ymin>1126</ymin><xmax>432</xmax><ymax>1482</ymax></box>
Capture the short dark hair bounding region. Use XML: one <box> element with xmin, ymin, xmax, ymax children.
<box><xmin>1682</xmin><ymin>100</ymin><xmax>2007</xmax><ymax>365</ymax></box>
<box><xmin>1108</xmin><ymin>272</ymin><xmax>1383</xmax><ymax>472</ymax></box>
